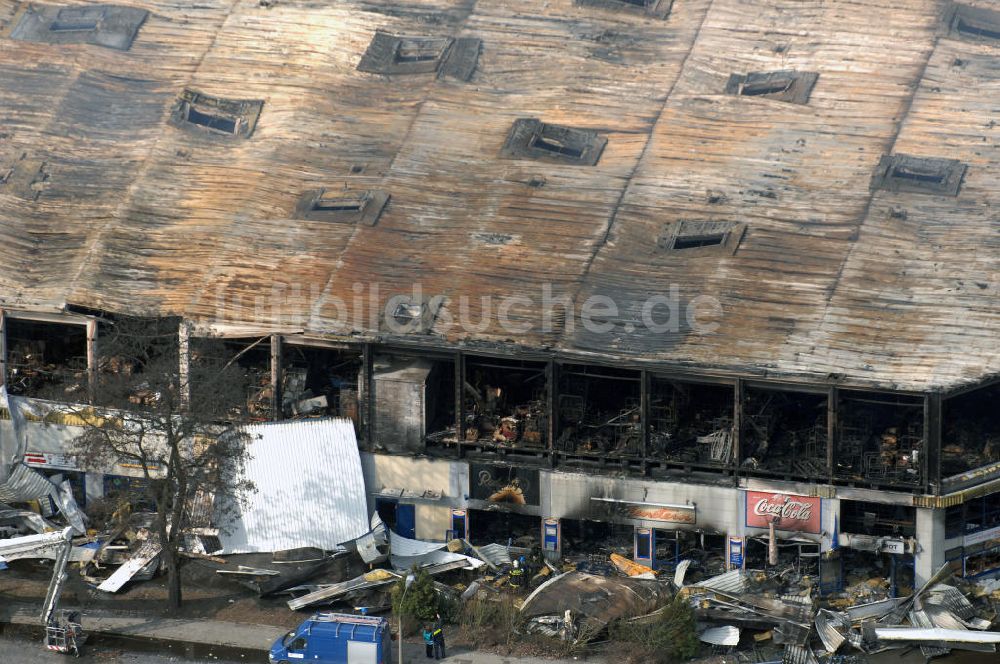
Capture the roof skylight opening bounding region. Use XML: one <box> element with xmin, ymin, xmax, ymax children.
<box><xmin>871</xmin><ymin>155</ymin><xmax>967</xmax><ymax>196</ymax></box>
<box><xmin>725</xmin><ymin>70</ymin><xmax>819</xmax><ymax>105</ymax></box>
<box><xmin>658</xmin><ymin>221</ymin><xmax>745</xmax><ymax>254</ymax></box>
<box><xmin>295</xmin><ymin>189</ymin><xmax>390</xmax><ymax>225</ymax></box>
<box><xmin>948</xmin><ymin>4</ymin><xmax>1000</xmax><ymax>43</ymax></box>
<box><xmin>500</xmin><ymin>119</ymin><xmax>607</xmax><ymax>166</ymax></box>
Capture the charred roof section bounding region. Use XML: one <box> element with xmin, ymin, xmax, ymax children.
<box><xmin>294</xmin><ymin>189</ymin><xmax>390</xmax><ymax>226</ymax></box>
<box><xmin>870</xmin><ymin>155</ymin><xmax>967</xmax><ymax>197</ymax></box>
<box><xmin>657</xmin><ymin>221</ymin><xmax>746</xmax><ymax>255</ymax></box>
<box><xmin>946</xmin><ymin>3</ymin><xmax>1000</xmax><ymax>43</ymax></box>
<box><xmin>0</xmin><ymin>154</ymin><xmax>49</xmax><ymax>201</ymax></box>
<box><xmin>500</xmin><ymin>119</ymin><xmax>608</xmax><ymax>166</ymax></box>
<box><xmin>575</xmin><ymin>0</ymin><xmax>673</xmax><ymax>19</ymax></box>
<box><xmin>169</xmin><ymin>90</ymin><xmax>264</xmax><ymax>140</ymax></box>
<box><xmin>725</xmin><ymin>70</ymin><xmax>819</xmax><ymax>105</ymax></box>
<box><xmin>357</xmin><ymin>32</ymin><xmax>482</xmax><ymax>81</ymax></box>
<box><xmin>10</xmin><ymin>4</ymin><xmax>148</xmax><ymax>51</ymax></box>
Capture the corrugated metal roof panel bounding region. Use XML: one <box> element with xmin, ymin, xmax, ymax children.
<box><xmin>692</xmin><ymin>569</ymin><xmax>748</xmax><ymax>594</ymax></box>
<box><xmin>217</xmin><ymin>418</ymin><xmax>368</xmax><ymax>554</ymax></box>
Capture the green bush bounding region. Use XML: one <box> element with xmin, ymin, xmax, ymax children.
<box><xmin>391</xmin><ymin>568</ymin><xmax>439</xmax><ymax>624</ymax></box>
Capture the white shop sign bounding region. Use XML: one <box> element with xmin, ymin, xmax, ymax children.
<box><xmin>964</xmin><ymin>525</ymin><xmax>1000</xmax><ymax>548</ymax></box>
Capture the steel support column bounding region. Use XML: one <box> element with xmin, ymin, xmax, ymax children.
<box><xmin>547</xmin><ymin>360</ymin><xmax>556</xmax><ymax>468</ymax></box>
<box><xmin>177</xmin><ymin>321</ymin><xmax>191</xmax><ymax>410</ymax></box>
<box><xmin>85</xmin><ymin>318</ymin><xmax>97</xmax><ymax>404</ymax></box>
<box><xmin>0</xmin><ymin>309</ymin><xmax>6</xmax><ymax>390</ymax></box>
<box><xmin>270</xmin><ymin>334</ymin><xmax>283</xmax><ymax>421</ymax></box>
<box><xmin>925</xmin><ymin>392</ymin><xmax>942</xmax><ymax>495</ymax></box>
<box><xmin>733</xmin><ymin>378</ymin><xmax>744</xmax><ymax>481</ymax></box>
<box><xmin>827</xmin><ymin>387</ymin><xmax>838</xmax><ymax>482</ymax></box>
<box><xmin>454</xmin><ymin>351</ymin><xmax>464</xmax><ymax>458</ymax></box>
<box><xmin>361</xmin><ymin>343</ymin><xmax>373</xmax><ymax>451</ymax></box>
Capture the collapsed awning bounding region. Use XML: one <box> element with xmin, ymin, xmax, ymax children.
<box><xmin>216</xmin><ymin>418</ymin><xmax>369</xmax><ymax>554</ymax></box>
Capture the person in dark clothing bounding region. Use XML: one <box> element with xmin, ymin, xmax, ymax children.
<box><xmin>431</xmin><ymin>614</ymin><xmax>446</xmax><ymax>660</ymax></box>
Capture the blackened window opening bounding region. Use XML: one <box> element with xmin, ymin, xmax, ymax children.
<box><xmin>186</xmin><ymin>106</ymin><xmax>237</xmax><ymax>135</ymax></box>
<box><xmin>50</xmin><ymin>17</ymin><xmax>99</xmax><ymax>32</ymax></box>
<box><xmin>891</xmin><ymin>165</ymin><xmax>947</xmax><ymax>185</ymax></box>
<box><xmin>313</xmin><ymin>196</ymin><xmax>365</xmax><ymax>213</ymax></box>
<box><xmin>395</xmin><ymin>41</ymin><xmax>444</xmax><ymax>63</ymax></box>
<box><xmin>956</xmin><ymin>17</ymin><xmax>1000</xmax><ymax>40</ymax></box>
<box><xmin>741</xmin><ymin>77</ymin><xmax>794</xmax><ymax>97</ymax></box>
<box><xmin>674</xmin><ymin>234</ymin><xmax>725</xmax><ymax>249</ymax></box>
<box><xmin>530</xmin><ymin>135</ymin><xmax>584</xmax><ymax>159</ymax></box>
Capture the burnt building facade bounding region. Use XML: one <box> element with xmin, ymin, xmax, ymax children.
<box><xmin>1</xmin><ymin>0</ymin><xmax>999</xmax><ymax>593</ymax></box>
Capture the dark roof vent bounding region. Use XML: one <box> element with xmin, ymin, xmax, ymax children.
<box><xmin>357</xmin><ymin>32</ymin><xmax>482</xmax><ymax>80</ymax></box>
<box><xmin>0</xmin><ymin>155</ymin><xmax>49</xmax><ymax>201</ymax></box>
<box><xmin>657</xmin><ymin>221</ymin><xmax>746</xmax><ymax>254</ymax></box>
<box><xmin>870</xmin><ymin>155</ymin><xmax>967</xmax><ymax>197</ymax></box>
<box><xmin>10</xmin><ymin>4</ymin><xmax>148</xmax><ymax>51</ymax></box>
<box><xmin>575</xmin><ymin>0</ymin><xmax>673</xmax><ymax>19</ymax></box>
<box><xmin>294</xmin><ymin>189</ymin><xmax>389</xmax><ymax>225</ymax></box>
<box><xmin>500</xmin><ymin>119</ymin><xmax>607</xmax><ymax>166</ymax></box>
<box><xmin>947</xmin><ymin>4</ymin><xmax>1000</xmax><ymax>43</ymax></box>
<box><xmin>725</xmin><ymin>70</ymin><xmax>819</xmax><ymax>105</ymax></box>
<box><xmin>169</xmin><ymin>90</ymin><xmax>264</xmax><ymax>139</ymax></box>
<box><xmin>381</xmin><ymin>295</ymin><xmax>445</xmax><ymax>334</ymax></box>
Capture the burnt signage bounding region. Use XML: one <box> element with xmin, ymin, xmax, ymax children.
<box><xmin>745</xmin><ymin>491</ymin><xmax>821</xmax><ymax>534</ymax></box>
<box><xmin>470</xmin><ymin>463</ymin><xmax>540</xmax><ymax>506</ymax></box>
<box><xmin>625</xmin><ymin>505</ymin><xmax>696</xmax><ymax>524</ymax></box>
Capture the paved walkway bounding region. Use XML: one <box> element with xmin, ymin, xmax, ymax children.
<box><xmin>0</xmin><ymin>602</ymin><xmax>285</xmax><ymax>652</ymax></box>
<box><xmin>1</xmin><ymin>603</ymin><xmax>599</xmax><ymax>663</ymax></box>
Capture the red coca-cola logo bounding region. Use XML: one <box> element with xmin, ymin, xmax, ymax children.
<box><xmin>746</xmin><ymin>491</ymin><xmax>821</xmax><ymax>533</ymax></box>
<box><xmin>753</xmin><ymin>496</ymin><xmax>813</xmax><ymax>521</ymax></box>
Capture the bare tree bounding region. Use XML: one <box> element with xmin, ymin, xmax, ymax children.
<box><xmin>70</xmin><ymin>315</ymin><xmax>254</xmax><ymax>611</ymax></box>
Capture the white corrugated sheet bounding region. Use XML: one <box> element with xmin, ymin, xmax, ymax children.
<box><xmin>98</xmin><ymin>540</ymin><xmax>162</xmax><ymax>592</ymax></box>
<box><xmin>700</xmin><ymin>626</ymin><xmax>740</xmax><ymax>646</ymax></box>
<box><xmin>217</xmin><ymin>418</ymin><xmax>369</xmax><ymax>554</ymax></box>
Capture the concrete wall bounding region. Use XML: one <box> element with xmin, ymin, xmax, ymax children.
<box><xmin>543</xmin><ymin>470</ymin><xmax>741</xmax><ymax>534</ymax></box>
<box><xmin>915</xmin><ymin>506</ymin><xmax>946</xmax><ymax>586</ymax></box>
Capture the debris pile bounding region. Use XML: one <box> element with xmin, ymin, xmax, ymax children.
<box><xmin>684</xmin><ymin>563</ymin><xmax>1000</xmax><ymax>662</ymax></box>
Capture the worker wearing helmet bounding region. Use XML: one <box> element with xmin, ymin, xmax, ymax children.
<box><xmin>509</xmin><ymin>558</ymin><xmax>525</xmax><ymax>589</ymax></box>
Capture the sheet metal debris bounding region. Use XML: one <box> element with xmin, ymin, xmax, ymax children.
<box><xmin>700</xmin><ymin>625</ymin><xmax>740</xmax><ymax>646</ymax></box>
<box><xmin>97</xmin><ymin>539</ymin><xmax>162</xmax><ymax>593</ymax></box>
<box><xmin>521</xmin><ymin>571</ymin><xmax>662</xmax><ymax>637</ymax></box>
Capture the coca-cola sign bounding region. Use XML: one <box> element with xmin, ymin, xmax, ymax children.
<box><xmin>745</xmin><ymin>491</ymin><xmax>821</xmax><ymax>534</ymax></box>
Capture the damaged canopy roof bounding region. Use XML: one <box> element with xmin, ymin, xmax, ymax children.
<box><xmin>0</xmin><ymin>0</ymin><xmax>996</xmax><ymax>392</ymax></box>
<box><xmin>215</xmin><ymin>418</ymin><xmax>369</xmax><ymax>554</ymax></box>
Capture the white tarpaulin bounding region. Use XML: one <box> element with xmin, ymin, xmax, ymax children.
<box><xmin>217</xmin><ymin>418</ymin><xmax>369</xmax><ymax>554</ymax></box>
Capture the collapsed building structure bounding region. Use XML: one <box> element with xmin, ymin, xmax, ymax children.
<box><xmin>0</xmin><ymin>0</ymin><xmax>998</xmax><ymax>597</ymax></box>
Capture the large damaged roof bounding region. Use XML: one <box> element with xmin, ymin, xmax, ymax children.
<box><xmin>0</xmin><ymin>0</ymin><xmax>997</xmax><ymax>392</ymax></box>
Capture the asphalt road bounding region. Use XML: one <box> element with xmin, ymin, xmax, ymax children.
<box><xmin>0</xmin><ymin>632</ymin><xmax>238</xmax><ymax>664</ymax></box>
